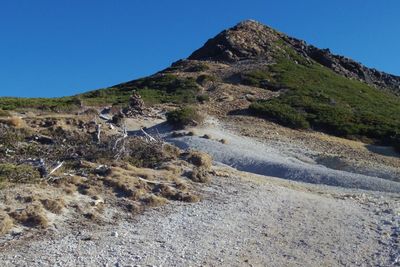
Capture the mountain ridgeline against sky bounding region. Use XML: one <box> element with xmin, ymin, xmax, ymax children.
<box><xmin>189</xmin><ymin>20</ymin><xmax>400</xmax><ymax>95</ymax></box>
<box><xmin>0</xmin><ymin>20</ymin><xmax>399</xmax><ymax>150</ymax></box>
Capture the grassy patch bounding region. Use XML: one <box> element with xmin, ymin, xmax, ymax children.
<box><xmin>0</xmin><ymin>163</ymin><xmax>41</xmax><ymax>184</ymax></box>
<box><xmin>250</xmin><ymin>101</ymin><xmax>310</xmax><ymax>129</ymax></box>
<box><xmin>166</xmin><ymin>106</ymin><xmax>204</xmax><ymax>129</ymax></box>
<box><xmin>248</xmin><ymin>44</ymin><xmax>400</xmax><ymax>146</ymax></box>
<box><xmin>0</xmin><ymin>97</ymin><xmax>81</xmax><ymax>111</ymax></box>
<box><xmin>0</xmin><ymin>74</ymin><xmax>200</xmax><ymax>110</ymax></box>
<box><xmin>80</xmin><ymin>74</ymin><xmax>200</xmax><ymax>106</ymax></box>
<box><xmin>240</xmin><ymin>70</ymin><xmax>275</xmax><ymax>89</ymax></box>
<box><xmin>196</xmin><ymin>94</ymin><xmax>210</xmax><ymax>103</ymax></box>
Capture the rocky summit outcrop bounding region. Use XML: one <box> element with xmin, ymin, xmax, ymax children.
<box><xmin>188</xmin><ymin>20</ymin><xmax>280</xmax><ymax>63</ymax></box>
<box><xmin>189</xmin><ymin>20</ymin><xmax>400</xmax><ymax>95</ymax></box>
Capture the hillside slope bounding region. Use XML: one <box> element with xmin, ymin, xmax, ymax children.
<box><xmin>1</xmin><ymin>20</ymin><xmax>399</xmax><ymax>149</ymax></box>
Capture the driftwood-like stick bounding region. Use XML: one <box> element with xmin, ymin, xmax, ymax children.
<box><xmin>137</xmin><ymin>176</ymin><xmax>174</xmax><ymax>186</ymax></box>
<box><xmin>141</xmin><ymin>128</ymin><xmax>156</xmax><ymax>142</ymax></box>
<box><xmin>96</xmin><ymin>124</ymin><xmax>102</xmax><ymax>144</ymax></box>
<box><xmin>113</xmin><ymin>124</ymin><xmax>128</xmax><ymax>151</ymax></box>
<box><xmin>49</xmin><ymin>161</ymin><xmax>64</xmax><ymax>176</ymax></box>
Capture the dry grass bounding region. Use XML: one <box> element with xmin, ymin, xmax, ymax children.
<box><xmin>162</xmin><ymin>143</ymin><xmax>181</xmax><ymax>159</ymax></box>
<box><xmin>188</xmin><ymin>167</ymin><xmax>211</xmax><ymax>183</ymax></box>
<box><xmin>104</xmin><ymin>164</ymin><xmax>200</xmax><ymax>205</ymax></box>
<box><xmin>0</xmin><ymin>116</ymin><xmax>24</xmax><ymax>127</ymax></box>
<box><xmin>10</xmin><ymin>204</ymin><xmax>48</xmax><ymax>228</ymax></box>
<box><xmin>0</xmin><ymin>211</ymin><xmax>13</xmax><ymax>235</ymax></box>
<box><xmin>186</xmin><ymin>151</ymin><xmax>212</xmax><ymax>169</ymax></box>
<box><xmin>159</xmin><ymin>163</ymin><xmax>182</xmax><ymax>176</ymax></box>
<box><xmin>62</xmin><ymin>183</ymin><xmax>77</xmax><ymax>195</ymax></box>
<box><xmin>142</xmin><ymin>195</ymin><xmax>167</xmax><ymax>207</ymax></box>
<box><xmin>41</xmin><ymin>198</ymin><xmax>65</xmax><ymax>214</ymax></box>
<box><xmin>0</xmin><ymin>113</ymin><xmax>213</xmax><ymax>236</ymax></box>
<box><xmin>0</xmin><ymin>109</ymin><xmax>11</xmax><ymax>117</ymax></box>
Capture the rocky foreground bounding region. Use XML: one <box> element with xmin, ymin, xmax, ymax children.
<box><xmin>1</xmin><ymin>114</ymin><xmax>399</xmax><ymax>266</ymax></box>
<box><xmin>0</xmin><ymin>167</ymin><xmax>399</xmax><ymax>266</ymax></box>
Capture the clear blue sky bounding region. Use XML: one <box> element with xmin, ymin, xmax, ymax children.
<box><xmin>1</xmin><ymin>0</ymin><xmax>399</xmax><ymax>97</ymax></box>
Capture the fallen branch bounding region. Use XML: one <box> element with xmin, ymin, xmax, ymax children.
<box><xmin>137</xmin><ymin>176</ymin><xmax>174</xmax><ymax>186</ymax></box>
<box><xmin>141</xmin><ymin>128</ymin><xmax>156</xmax><ymax>142</ymax></box>
<box><xmin>48</xmin><ymin>161</ymin><xmax>64</xmax><ymax>176</ymax></box>
<box><xmin>95</xmin><ymin>124</ymin><xmax>102</xmax><ymax>144</ymax></box>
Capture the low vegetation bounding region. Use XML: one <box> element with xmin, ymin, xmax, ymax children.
<box><xmin>196</xmin><ymin>94</ymin><xmax>210</xmax><ymax>103</ymax></box>
<box><xmin>250</xmin><ymin>101</ymin><xmax>310</xmax><ymax>129</ymax></box>
<box><xmin>0</xmin><ymin>115</ymin><xmax>210</xmax><ymax>235</ymax></box>
<box><xmin>166</xmin><ymin>106</ymin><xmax>204</xmax><ymax>129</ymax></box>
<box><xmin>240</xmin><ymin>70</ymin><xmax>274</xmax><ymax>89</ymax></box>
<box><xmin>0</xmin><ymin>97</ymin><xmax>82</xmax><ymax>111</ymax></box>
<box><xmin>0</xmin><ymin>74</ymin><xmax>201</xmax><ymax>110</ymax></box>
<box><xmin>0</xmin><ymin>163</ymin><xmax>41</xmax><ymax>184</ymax></box>
<box><xmin>109</xmin><ymin>74</ymin><xmax>200</xmax><ymax>105</ymax></box>
<box><xmin>247</xmin><ymin>43</ymin><xmax>400</xmax><ymax>147</ymax></box>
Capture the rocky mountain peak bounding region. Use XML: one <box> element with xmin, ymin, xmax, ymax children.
<box><xmin>188</xmin><ymin>20</ymin><xmax>280</xmax><ymax>62</ymax></box>
<box><xmin>188</xmin><ymin>20</ymin><xmax>400</xmax><ymax>94</ymax></box>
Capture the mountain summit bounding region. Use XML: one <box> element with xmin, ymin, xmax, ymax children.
<box><xmin>190</xmin><ymin>20</ymin><xmax>400</xmax><ymax>94</ymax></box>
<box><xmin>189</xmin><ymin>20</ymin><xmax>280</xmax><ymax>62</ymax></box>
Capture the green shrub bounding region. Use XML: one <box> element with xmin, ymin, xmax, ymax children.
<box><xmin>166</xmin><ymin>106</ymin><xmax>204</xmax><ymax>129</ymax></box>
<box><xmin>246</xmin><ymin>42</ymin><xmax>400</xmax><ymax>144</ymax></box>
<box><xmin>250</xmin><ymin>101</ymin><xmax>310</xmax><ymax>129</ymax></box>
<box><xmin>82</xmin><ymin>74</ymin><xmax>200</xmax><ymax>106</ymax></box>
<box><xmin>0</xmin><ymin>163</ymin><xmax>41</xmax><ymax>184</ymax></box>
<box><xmin>196</xmin><ymin>94</ymin><xmax>210</xmax><ymax>103</ymax></box>
<box><xmin>240</xmin><ymin>70</ymin><xmax>272</xmax><ymax>88</ymax></box>
<box><xmin>0</xmin><ymin>97</ymin><xmax>82</xmax><ymax>111</ymax></box>
<box><xmin>0</xmin><ymin>74</ymin><xmax>201</xmax><ymax>110</ymax></box>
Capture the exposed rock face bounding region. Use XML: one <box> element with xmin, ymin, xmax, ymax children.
<box><xmin>189</xmin><ymin>20</ymin><xmax>279</xmax><ymax>63</ymax></box>
<box><xmin>189</xmin><ymin>20</ymin><xmax>400</xmax><ymax>95</ymax></box>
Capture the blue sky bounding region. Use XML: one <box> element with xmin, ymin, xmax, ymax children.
<box><xmin>0</xmin><ymin>0</ymin><xmax>399</xmax><ymax>97</ymax></box>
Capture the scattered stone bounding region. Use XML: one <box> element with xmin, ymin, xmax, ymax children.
<box><xmin>27</xmin><ymin>134</ymin><xmax>54</xmax><ymax>145</ymax></box>
<box><xmin>245</xmin><ymin>94</ymin><xmax>257</xmax><ymax>102</ymax></box>
<box><xmin>111</xmin><ymin>231</ymin><xmax>119</xmax><ymax>237</ymax></box>
<box><xmin>94</xmin><ymin>165</ymin><xmax>112</xmax><ymax>176</ymax></box>
<box><xmin>202</xmin><ymin>134</ymin><xmax>212</xmax><ymax>139</ymax></box>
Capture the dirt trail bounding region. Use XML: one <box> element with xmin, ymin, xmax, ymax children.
<box><xmin>135</xmin><ymin>117</ymin><xmax>400</xmax><ymax>193</ymax></box>
<box><xmin>0</xmin><ymin>169</ymin><xmax>398</xmax><ymax>266</ymax></box>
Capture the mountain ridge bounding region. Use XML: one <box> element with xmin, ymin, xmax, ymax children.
<box><xmin>189</xmin><ymin>20</ymin><xmax>400</xmax><ymax>95</ymax></box>
<box><xmin>0</xmin><ymin>20</ymin><xmax>399</xmax><ymax>151</ymax></box>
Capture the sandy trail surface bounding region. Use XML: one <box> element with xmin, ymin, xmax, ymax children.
<box><xmin>137</xmin><ymin>117</ymin><xmax>400</xmax><ymax>193</ymax></box>
<box><xmin>1</xmin><ymin>169</ymin><xmax>399</xmax><ymax>266</ymax></box>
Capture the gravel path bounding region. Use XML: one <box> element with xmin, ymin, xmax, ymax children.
<box><xmin>140</xmin><ymin>118</ymin><xmax>400</xmax><ymax>193</ymax></box>
<box><xmin>1</xmin><ymin>170</ymin><xmax>398</xmax><ymax>266</ymax></box>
